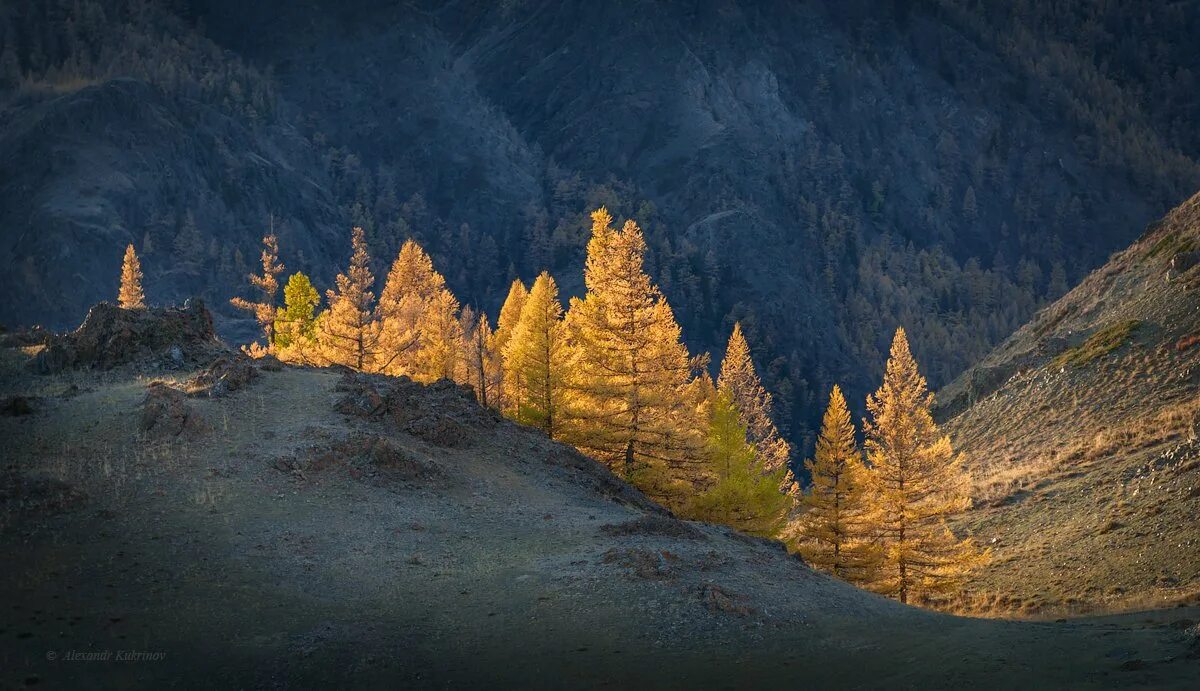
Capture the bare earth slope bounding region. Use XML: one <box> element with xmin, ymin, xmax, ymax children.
<box><xmin>941</xmin><ymin>192</ymin><xmax>1200</xmax><ymax>616</ymax></box>
<box><xmin>2</xmin><ymin>319</ymin><xmax>1199</xmax><ymax>687</ymax></box>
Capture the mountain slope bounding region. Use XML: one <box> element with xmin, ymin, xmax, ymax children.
<box><xmin>2</xmin><ymin>316</ymin><xmax>1198</xmax><ymax>687</ymax></box>
<box><xmin>941</xmin><ymin>192</ymin><xmax>1200</xmax><ymax>615</ymax></box>
<box><xmin>3</xmin><ymin>0</ymin><xmax>1199</xmax><ymax>449</ymax></box>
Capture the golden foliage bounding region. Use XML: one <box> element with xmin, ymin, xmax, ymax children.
<box><xmin>717</xmin><ymin>322</ymin><xmax>792</xmax><ymax>472</ymax></box>
<box><xmin>863</xmin><ymin>328</ymin><xmax>987</xmax><ymax>603</ymax></box>
<box><xmin>230</xmin><ymin>233</ymin><xmax>284</xmax><ymax>343</ymax></box>
<box><xmin>318</xmin><ymin>227</ymin><xmax>379</xmax><ymax>370</ymax></box>
<box><xmin>791</xmin><ymin>385</ymin><xmax>880</xmax><ymax>584</ymax></box>
<box><xmin>118</xmin><ymin>244</ymin><xmax>145</xmax><ymax>309</ymax></box>
<box><xmin>562</xmin><ymin>208</ymin><xmax>705</xmax><ymax>501</ymax></box>
<box><xmin>503</xmin><ymin>272</ymin><xmax>569</xmax><ymax>438</ymax></box>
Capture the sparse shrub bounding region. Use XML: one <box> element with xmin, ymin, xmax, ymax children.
<box><xmin>1054</xmin><ymin>319</ymin><xmax>1141</xmax><ymax>368</ymax></box>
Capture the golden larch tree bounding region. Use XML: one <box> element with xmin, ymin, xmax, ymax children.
<box><xmin>412</xmin><ymin>288</ymin><xmax>464</xmax><ymax>383</ymax></box>
<box><xmin>460</xmin><ymin>306</ymin><xmax>500</xmax><ymax>408</ymax></box>
<box><xmin>504</xmin><ymin>271</ymin><xmax>569</xmax><ymax>439</ymax></box>
<box><xmin>863</xmin><ymin>328</ymin><xmax>986</xmax><ymax>604</ymax></box>
<box><xmin>563</xmin><ymin>208</ymin><xmax>705</xmax><ymax>503</ymax></box>
<box><xmin>319</xmin><ymin>227</ymin><xmax>379</xmax><ymax>370</ymax></box>
<box><xmin>792</xmin><ymin>385</ymin><xmax>880</xmax><ymax>584</ymax></box>
<box><xmin>494</xmin><ymin>278</ymin><xmax>528</xmax><ymax>415</ymax></box>
<box><xmin>230</xmin><ymin>233</ymin><xmax>285</xmax><ymax>344</ymax></box>
<box><xmin>717</xmin><ymin>322</ymin><xmax>792</xmax><ymax>472</ymax></box>
<box><xmin>118</xmin><ymin>244</ymin><xmax>145</xmax><ymax>309</ymax></box>
<box><xmin>376</xmin><ymin>239</ymin><xmax>450</xmax><ymax>376</ymax></box>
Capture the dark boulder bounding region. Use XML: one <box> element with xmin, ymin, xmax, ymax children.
<box><xmin>187</xmin><ymin>355</ymin><xmax>261</xmax><ymax>397</ymax></box>
<box><xmin>140</xmin><ymin>382</ymin><xmax>207</xmax><ymax>439</ymax></box>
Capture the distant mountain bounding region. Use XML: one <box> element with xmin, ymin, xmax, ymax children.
<box><xmin>942</xmin><ymin>191</ymin><xmax>1200</xmax><ymax>615</ymax></box>
<box><xmin>2</xmin><ymin>0</ymin><xmax>1197</xmax><ymax>451</ymax></box>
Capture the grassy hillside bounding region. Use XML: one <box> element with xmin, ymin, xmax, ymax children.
<box><xmin>941</xmin><ymin>192</ymin><xmax>1200</xmax><ymax>616</ymax></box>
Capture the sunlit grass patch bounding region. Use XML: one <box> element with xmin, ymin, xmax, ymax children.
<box><xmin>1054</xmin><ymin>319</ymin><xmax>1141</xmax><ymax>368</ymax></box>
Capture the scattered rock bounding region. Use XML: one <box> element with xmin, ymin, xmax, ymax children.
<box><xmin>696</xmin><ymin>583</ymin><xmax>756</xmax><ymax>618</ymax></box>
<box><xmin>0</xmin><ymin>395</ymin><xmax>35</xmax><ymax>416</ymax></box>
<box><xmin>1169</xmin><ymin>250</ymin><xmax>1198</xmax><ymax>275</ymax></box>
<box><xmin>287</xmin><ymin>434</ymin><xmax>441</xmax><ymax>485</ymax></box>
<box><xmin>335</xmin><ymin>371</ymin><xmax>493</xmax><ymax>447</ymax></box>
<box><xmin>187</xmin><ymin>356</ymin><xmax>260</xmax><ymax>397</ymax></box>
<box><xmin>601</xmin><ymin>547</ymin><xmax>678</xmax><ymax>581</ymax></box>
<box><xmin>30</xmin><ymin>300</ymin><xmax>225</xmax><ymax>374</ymax></box>
<box><xmin>140</xmin><ymin>382</ymin><xmax>207</xmax><ymax>439</ymax></box>
<box><xmin>601</xmin><ymin>514</ymin><xmax>705</xmax><ymax>540</ymax></box>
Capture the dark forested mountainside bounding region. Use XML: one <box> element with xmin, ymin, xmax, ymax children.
<box><xmin>1</xmin><ymin>0</ymin><xmax>1197</xmax><ymax>451</ymax></box>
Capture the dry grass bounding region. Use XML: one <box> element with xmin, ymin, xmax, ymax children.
<box><xmin>969</xmin><ymin>397</ymin><xmax>1199</xmax><ymax>504</ymax></box>
<box><xmin>1145</xmin><ymin>229</ymin><xmax>1199</xmax><ymax>260</ymax></box>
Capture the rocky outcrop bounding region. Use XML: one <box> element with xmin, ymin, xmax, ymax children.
<box><xmin>334</xmin><ymin>371</ymin><xmax>497</xmax><ymax>448</ymax></box>
<box><xmin>31</xmin><ymin>300</ymin><xmax>225</xmax><ymax>374</ymax></box>
<box><xmin>187</xmin><ymin>355</ymin><xmax>261</xmax><ymax>397</ymax></box>
<box><xmin>140</xmin><ymin>382</ymin><xmax>207</xmax><ymax>439</ymax></box>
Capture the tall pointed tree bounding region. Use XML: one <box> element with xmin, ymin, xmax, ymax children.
<box><xmin>717</xmin><ymin>322</ymin><xmax>791</xmax><ymax>472</ymax></box>
<box><xmin>688</xmin><ymin>390</ymin><xmax>790</xmax><ymax>537</ymax></box>
<box><xmin>376</xmin><ymin>239</ymin><xmax>447</xmax><ymax>375</ymax></box>
<box><xmin>863</xmin><ymin>328</ymin><xmax>985</xmax><ymax>604</ymax></box>
<box><xmin>564</xmin><ymin>208</ymin><xmax>705</xmax><ymax>502</ymax></box>
<box><xmin>118</xmin><ymin>244</ymin><xmax>145</xmax><ymax>309</ymax></box>
<box><xmin>461</xmin><ymin>306</ymin><xmax>500</xmax><ymax>408</ymax></box>
<box><xmin>319</xmin><ymin>227</ymin><xmax>379</xmax><ymax>370</ymax></box>
<box><xmin>793</xmin><ymin>385</ymin><xmax>879</xmax><ymax>584</ymax></box>
<box><xmin>504</xmin><ymin>271</ymin><xmax>569</xmax><ymax>439</ymax></box>
<box><xmin>230</xmin><ymin>233</ymin><xmax>285</xmax><ymax>345</ymax></box>
<box><xmin>412</xmin><ymin>288</ymin><xmax>463</xmax><ymax>383</ymax></box>
<box><xmin>494</xmin><ymin>279</ymin><xmax>528</xmax><ymax>415</ymax></box>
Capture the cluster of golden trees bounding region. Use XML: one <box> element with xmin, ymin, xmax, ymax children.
<box><xmin>215</xmin><ymin>210</ymin><xmax>794</xmax><ymax>525</ymax></box>
<box><xmin>791</xmin><ymin>329</ymin><xmax>988</xmax><ymax>604</ymax></box>
<box><xmin>116</xmin><ymin>208</ymin><xmax>984</xmax><ymax>603</ymax></box>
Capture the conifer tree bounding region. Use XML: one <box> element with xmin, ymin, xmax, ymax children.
<box><xmin>688</xmin><ymin>390</ymin><xmax>790</xmax><ymax>537</ymax></box>
<box><xmin>230</xmin><ymin>233</ymin><xmax>285</xmax><ymax>344</ymax></box>
<box><xmin>274</xmin><ymin>272</ymin><xmax>320</xmax><ymax>360</ymax></box>
<box><xmin>319</xmin><ymin>227</ymin><xmax>379</xmax><ymax>370</ymax></box>
<box><xmin>564</xmin><ymin>208</ymin><xmax>705</xmax><ymax>502</ymax></box>
<box><xmin>793</xmin><ymin>385</ymin><xmax>879</xmax><ymax>584</ymax></box>
<box><xmin>173</xmin><ymin>211</ymin><xmax>205</xmax><ymax>273</ymax></box>
<box><xmin>863</xmin><ymin>328</ymin><xmax>985</xmax><ymax>604</ymax></box>
<box><xmin>376</xmin><ymin>239</ymin><xmax>458</xmax><ymax>377</ymax></box>
<box><xmin>494</xmin><ymin>279</ymin><xmax>528</xmax><ymax>415</ymax></box>
<box><xmin>717</xmin><ymin>322</ymin><xmax>792</xmax><ymax>472</ymax></box>
<box><xmin>504</xmin><ymin>272</ymin><xmax>569</xmax><ymax>439</ymax></box>
<box><xmin>118</xmin><ymin>244</ymin><xmax>145</xmax><ymax>309</ymax></box>
<box><xmin>413</xmin><ymin>288</ymin><xmax>463</xmax><ymax>383</ymax></box>
<box><xmin>461</xmin><ymin>307</ymin><xmax>500</xmax><ymax>408</ymax></box>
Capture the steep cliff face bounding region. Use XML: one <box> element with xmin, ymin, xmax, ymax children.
<box><xmin>1</xmin><ymin>0</ymin><xmax>1197</xmax><ymax>447</ymax></box>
